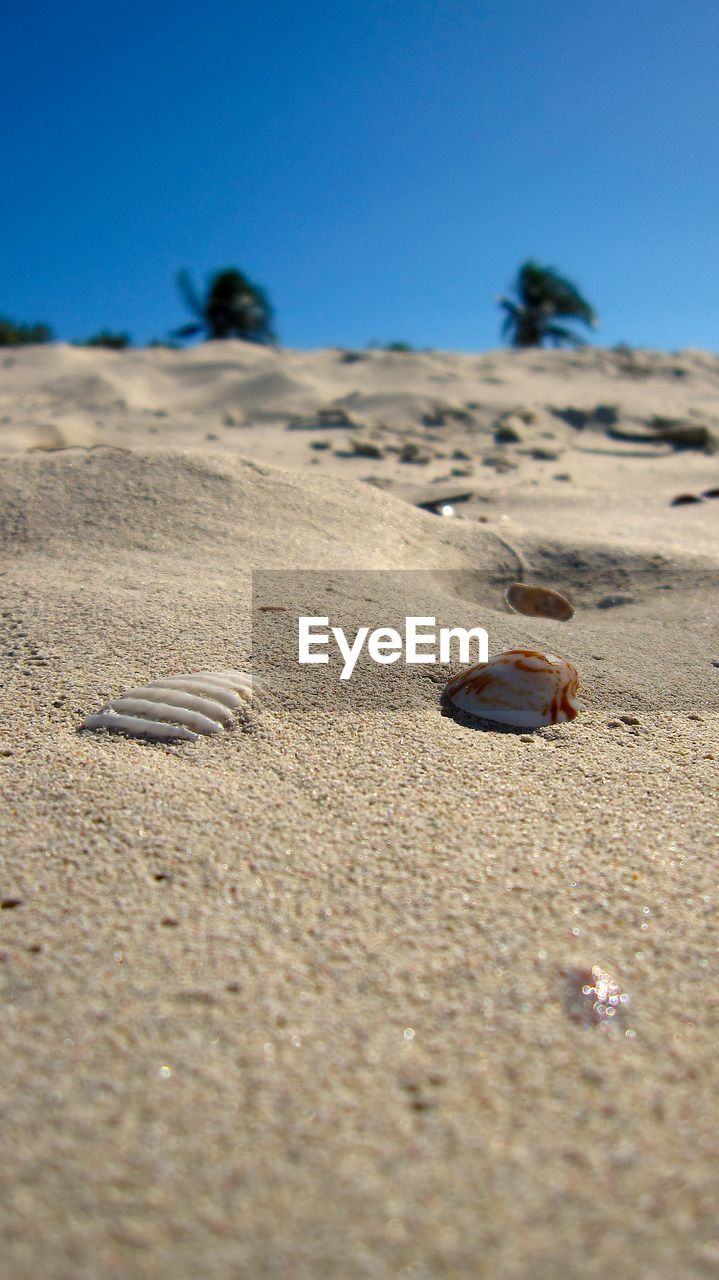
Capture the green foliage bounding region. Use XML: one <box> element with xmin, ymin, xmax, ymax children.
<box><xmin>0</xmin><ymin>316</ymin><xmax>53</xmax><ymax>346</ymax></box>
<box><xmin>366</xmin><ymin>339</ymin><xmax>415</xmax><ymax>352</ymax></box>
<box><xmin>75</xmin><ymin>330</ymin><xmax>131</xmax><ymax>350</ymax></box>
<box><xmin>172</xmin><ymin>268</ymin><xmax>277</xmax><ymax>344</ymax></box>
<box><xmin>497</xmin><ymin>261</ymin><xmax>597</xmax><ymax>348</ymax></box>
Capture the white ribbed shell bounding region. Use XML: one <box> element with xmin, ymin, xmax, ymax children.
<box><xmin>82</xmin><ymin>670</ymin><xmax>255</xmax><ymax>742</ymax></box>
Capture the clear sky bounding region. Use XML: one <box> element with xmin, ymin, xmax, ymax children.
<box><xmin>2</xmin><ymin>0</ymin><xmax>718</xmax><ymax>352</ymax></box>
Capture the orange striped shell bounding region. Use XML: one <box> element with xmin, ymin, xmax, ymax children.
<box><xmin>445</xmin><ymin>649</ymin><xmax>579</xmax><ymax>729</ymax></box>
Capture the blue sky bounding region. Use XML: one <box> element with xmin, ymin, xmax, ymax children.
<box><xmin>2</xmin><ymin>0</ymin><xmax>718</xmax><ymax>351</ymax></box>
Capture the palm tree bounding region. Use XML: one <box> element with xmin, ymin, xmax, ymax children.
<box><xmin>172</xmin><ymin>268</ymin><xmax>277</xmax><ymax>344</ymax></box>
<box><xmin>497</xmin><ymin>261</ymin><xmax>597</xmax><ymax>348</ymax></box>
<box><xmin>76</xmin><ymin>330</ymin><xmax>131</xmax><ymax>349</ymax></box>
<box><xmin>0</xmin><ymin>316</ymin><xmax>53</xmax><ymax>346</ymax></box>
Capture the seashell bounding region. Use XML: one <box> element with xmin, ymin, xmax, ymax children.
<box><xmin>504</xmin><ymin>582</ymin><xmax>575</xmax><ymax>622</ymax></box>
<box><xmin>444</xmin><ymin>649</ymin><xmax>579</xmax><ymax>729</ymax></box>
<box><xmin>82</xmin><ymin>670</ymin><xmax>255</xmax><ymax>742</ymax></box>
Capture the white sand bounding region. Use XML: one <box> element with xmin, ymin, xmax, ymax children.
<box><xmin>1</xmin><ymin>342</ymin><xmax>718</xmax><ymax>1279</ymax></box>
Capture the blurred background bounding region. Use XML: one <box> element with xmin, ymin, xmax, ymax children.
<box><xmin>1</xmin><ymin>0</ymin><xmax>717</xmax><ymax>351</ymax></box>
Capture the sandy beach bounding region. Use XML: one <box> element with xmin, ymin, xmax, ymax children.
<box><xmin>1</xmin><ymin>341</ymin><xmax>718</xmax><ymax>1279</ymax></box>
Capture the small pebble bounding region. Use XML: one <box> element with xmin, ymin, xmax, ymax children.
<box><xmin>597</xmin><ymin>594</ymin><xmax>635</xmax><ymax>610</ymax></box>
<box><xmin>349</xmin><ymin>438</ymin><xmax>383</xmax><ymax>459</ymax></box>
<box><xmin>399</xmin><ymin>442</ymin><xmax>430</xmax><ymax>465</ymax></box>
<box><xmin>530</xmin><ymin>446</ymin><xmax>561</xmax><ymax>461</ymax></box>
<box><xmin>483</xmin><ymin>454</ymin><xmax>517</xmax><ymax>472</ymax></box>
<box><xmin>494</xmin><ymin>418</ymin><xmax>524</xmax><ymax>443</ymax></box>
<box><xmin>619</xmin><ymin>714</ymin><xmax>641</xmax><ymax>725</ymax></box>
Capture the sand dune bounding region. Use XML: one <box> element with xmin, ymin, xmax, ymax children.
<box><xmin>1</xmin><ymin>344</ymin><xmax>718</xmax><ymax>1279</ymax></box>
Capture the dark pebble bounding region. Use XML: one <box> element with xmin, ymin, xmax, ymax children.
<box><xmin>597</xmin><ymin>595</ymin><xmax>635</xmax><ymax>609</ymax></box>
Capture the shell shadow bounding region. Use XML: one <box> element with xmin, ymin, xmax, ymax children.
<box><xmin>439</xmin><ymin>690</ymin><xmax>533</xmax><ymax>736</ymax></box>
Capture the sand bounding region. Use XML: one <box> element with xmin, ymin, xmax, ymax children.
<box><xmin>1</xmin><ymin>341</ymin><xmax>718</xmax><ymax>1279</ymax></box>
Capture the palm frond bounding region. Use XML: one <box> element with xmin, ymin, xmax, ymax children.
<box><xmin>543</xmin><ymin>323</ymin><xmax>585</xmax><ymax>348</ymax></box>
<box><xmin>175</xmin><ymin>270</ymin><xmax>205</xmax><ymax>321</ymax></box>
<box><xmin>498</xmin><ymin>298</ymin><xmax>518</xmax><ymax>339</ymax></box>
<box><xmin>169</xmin><ymin>322</ymin><xmax>204</xmax><ymax>339</ymax></box>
